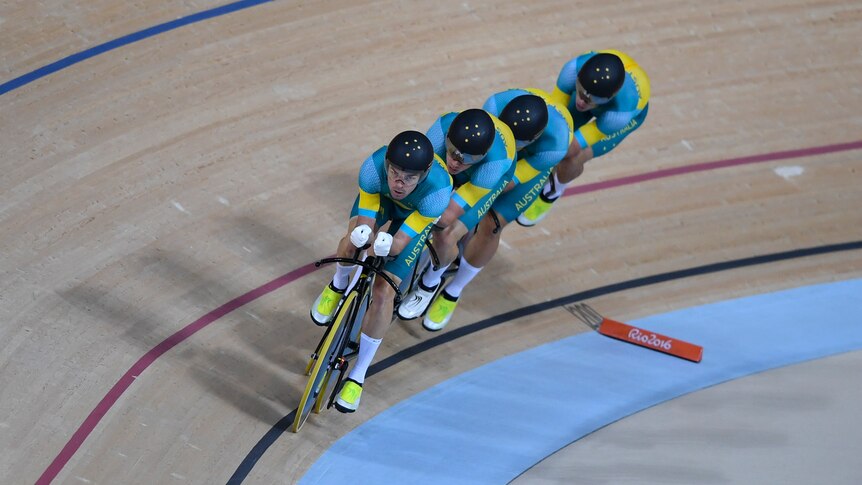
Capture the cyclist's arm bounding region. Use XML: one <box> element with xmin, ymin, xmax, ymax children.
<box><xmin>574</xmin><ymin>109</ymin><xmax>635</xmax><ymax>151</ymax></box>
<box><xmin>355</xmin><ymin>189</ymin><xmax>379</xmax><ymax>230</ymax></box>
<box><xmin>550</xmin><ymin>55</ymin><xmax>587</xmax><ymax>107</ymax></box>
<box><xmin>511</xmin><ymin>158</ymin><xmax>542</xmax><ymax>187</ymax></box>
<box><xmin>385</xmin><ymin>182</ymin><xmax>451</xmax><ymax>253</ymax></box>
<box><xmin>549</xmin><ymin>86</ymin><xmax>571</xmax><ymax>108</ymax></box>
<box><xmin>453</xmin><ymin>182</ymin><xmax>490</xmax><ymax>213</ymax></box>
<box><xmin>513</xmin><ymin>144</ymin><xmax>567</xmax><ymax>185</ymax></box>
<box><xmin>355</xmin><ymin>216</ymin><xmax>376</xmax><ymax>232</ymax></box>
<box><xmin>355</xmin><ymin>153</ymin><xmax>384</xmax><ymax>229</ymax></box>
<box><xmin>436</xmin><ymin>198</ymin><xmax>466</xmax><ymax>228</ymax></box>
<box><xmin>386</xmin><ymin>228</ymin><xmax>420</xmax><ymax>256</ymax></box>
<box><xmin>515</xmin><ymin>110</ymin><xmax>573</xmax><ymax>184</ymax></box>
<box><xmin>383</xmin><ymin>213</ymin><xmax>431</xmax><ymax>255</ymax></box>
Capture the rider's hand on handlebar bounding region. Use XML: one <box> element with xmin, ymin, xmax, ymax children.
<box><xmin>373</xmin><ymin>232</ymin><xmax>393</xmax><ymax>257</ymax></box>
<box><xmin>350</xmin><ymin>224</ymin><xmax>372</xmax><ymax>248</ymax></box>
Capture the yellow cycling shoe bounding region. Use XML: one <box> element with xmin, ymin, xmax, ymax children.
<box><xmin>334</xmin><ymin>378</ymin><xmax>363</xmax><ymax>413</ymax></box>
<box><xmin>516</xmin><ymin>193</ymin><xmax>558</xmax><ymax>227</ymax></box>
<box><xmin>423</xmin><ymin>290</ymin><xmax>459</xmax><ymax>332</ymax></box>
<box><xmin>310</xmin><ymin>283</ymin><xmax>345</xmax><ymax>326</ymax></box>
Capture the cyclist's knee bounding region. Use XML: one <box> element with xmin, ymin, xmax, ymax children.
<box><xmin>432</xmin><ymin>225</ymin><xmax>457</xmax><ymax>249</ymax></box>
<box><xmin>432</xmin><ymin>223</ymin><xmax>467</xmax><ymax>263</ymax></box>
<box><xmin>565</xmin><ymin>139</ymin><xmax>583</xmax><ymax>160</ymax></box>
<box><xmin>478</xmin><ymin>212</ymin><xmax>504</xmax><ymax>238</ymax></box>
<box><xmin>570</xmin><ymin>158</ymin><xmax>586</xmax><ymax>179</ymax></box>
<box><xmin>336</xmin><ymin>235</ymin><xmax>352</xmax><ymax>257</ymax></box>
<box><xmin>558</xmin><ymin>151</ymin><xmax>587</xmax><ymax>182</ymax></box>
<box><xmin>372</xmin><ymin>271</ymin><xmax>398</xmax><ymax>294</ymax></box>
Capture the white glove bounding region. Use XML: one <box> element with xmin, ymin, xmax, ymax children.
<box><xmin>350</xmin><ymin>224</ymin><xmax>372</xmax><ymax>248</ymax></box>
<box><xmin>373</xmin><ymin>232</ymin><xmax>393</xmax><ymax>257</ymax></box>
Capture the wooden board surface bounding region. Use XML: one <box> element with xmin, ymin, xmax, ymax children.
<box><xmin>1</xmin><ymin>0</ymin><xmax>860</xmax><ymax>482</ymax></box>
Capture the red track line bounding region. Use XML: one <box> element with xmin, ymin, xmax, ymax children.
<box><xmin>566</xmin><ymin>140</ymin><xmax>862</xmax><ymax>195</ymax></box>
<box><xmin>37</xmin><ymin>139</ymin><xmax>862</xmax><ymax>483</ymax></box>
<box><xmin>37</xmin><ymin>262</ymin><xmax>320</xmax><ymax>484</ymax></box>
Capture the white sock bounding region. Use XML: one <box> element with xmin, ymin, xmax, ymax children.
<box><xmin>332</xmin><ymin>262</ymin><xmax>354</xmax><ymax>291</ymax></box>
<box><xmin>348</xmin><ymin>333</ymin><xmax>382</xmax><ymax>384</ymax></box>
<box><xmin>416</xmin><ymin>249</ymin><xmax>431</xmax><ymax>275</ymax></box>
<box><xmin>542</xmin><ymin>172</ymin><xmax>566</xmax><ymax>199</ymax></box>
<box><xmin>443</xmin><ymin>255</ymin><xmax>482</xmax><ymax>298</ymax></box>
<box><xmin>421</xmin><ymin>262</ymin><xmax>450</xmax><ymax>289</ymax></box>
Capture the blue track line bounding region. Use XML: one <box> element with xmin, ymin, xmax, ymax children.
<box><xmin>0</xmin><ymin>0</ymin><xmax>273</xmax><ymax>96</ymax></box>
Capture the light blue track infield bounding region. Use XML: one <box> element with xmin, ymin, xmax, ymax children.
<box><xmin>300</xmin><ymin>279</ymin><xmax>862</xmax><ymax>484</ymax></box>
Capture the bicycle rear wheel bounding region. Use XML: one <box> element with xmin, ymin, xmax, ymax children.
<box><xmin>292</xmin><ymin>291</ymin><xmax>357</xmax><ymax>432</ymax></box>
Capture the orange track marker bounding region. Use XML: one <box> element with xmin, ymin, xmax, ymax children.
<box><xmin>566</xmin><ymin>303</ymin><xmax>703</xmax><ymax>363</ymax></box>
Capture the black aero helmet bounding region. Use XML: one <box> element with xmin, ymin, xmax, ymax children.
<box><xmin>446</xmin><ymin>109</ymin><xmax>494</xmax><ymax>164</ymax></box>
<box><xmin>578</xmin><ymin>52</ymin><xmax>625</xmax><ymax>101</ymax></box>
<box><xmin>499</xmin><ymin>94</ymin><xmax>548</xmax><ymax>145</ymax></box>
<box><xmin>385</xmin><ymin>130</ymin><xmax>434</xmax><ymax>174</ymax></box>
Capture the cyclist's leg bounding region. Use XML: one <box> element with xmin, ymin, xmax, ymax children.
<box><xmin>333</xmin><ymin>217</ymin><xmax>365</xmax><ymax>285</ymax></box>
<box><xmin>337</xmin><ymin>226</ymin><xmax>425</xmax><ymax>412</ymax></box>
<box><xmin>334</xmin><ymin>280</ymin><xmax>387</xmax><ymax>413</ymax></box>
<box><xmin>339</xmin><ymin>273</ymin><xmax>401</xmax><ymax>405</ymax></box>
<box><xmin>419</xmin><ymin>221</ymin><xmax>470</xmax><ymax>331</ymax></box>
<box><xmin>445</xmin><ymin>210</ymin><xmax>506</xmax><ymax>293</ymax></box>
<box><xmin>446</xmin><ymin>167</ymin><xmax>552</xmax><ymax>301</ymax></box>
<box><xmin>354</xmin><ymin>221</ymin><xmax>426</xmax><ymax>346</ymax></box>
<box><xmin>422</xmin><ymin>179</ymin><xmax>530</xmax><ymax>329</ymax></box>
<box><xmin>422</xmin><ymin>168</ymin><xmax>511</xmax><ymax>291</ymax></box>
<box><xmin>522</xmin><ymin>105</ymin><xmax>650</xmax><ymax>226</ymax></box>
<box><xmin>397</xmin><ymin>219</ymin><xmax>468</xmax><ymax>320</ymax></box>
<box><xmin>423</xmin><ymin>221</ymin><xmax>468</xmax><ymax>285</ymax></box>
<box><xmin>517</xmin><ymin>141</ymin><xmax>588</xmax><ymax>226</ymax></box>
<box><xmin>419</xmin><ymin>173</ymin><xmax>513</xmax><ymax>330</ymax></box>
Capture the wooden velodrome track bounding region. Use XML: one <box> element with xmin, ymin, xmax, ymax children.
<box><xmin>2</xmin><ymin>0</ymin><xmax>861</xmax><ymax>483</ymax></box>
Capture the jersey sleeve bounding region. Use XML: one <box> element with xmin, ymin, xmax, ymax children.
<box><xmin>595</xmin><ymin>110</ymin><xmax>638</xmax><ymax>134</ymax></box>
<box><xmin>482</xmin><ymin>89</ymin><xmax>523</xmax><ymax>117</ymax></box>
<box><xmin>400</xmin><ymin>185</ymin><xmax>451</xmax><ymax>237</ymax></box>
<box><xmin>514</xmin><ymin>148</ymin><xmax>565</xmax><ymax>184</ymax></box>
<box><xmin>425</xmin><ymin>115</ymin><xmax>448</xmax><ymax>157</ymax></box>
<box><xmin>552</xmin><ymin>54</ymin><xmax>589</xmax><ymax>107</ymax></box>
<box><xmin>356</xmin><ymin>154</ymin><xmax>382</xmax><ymax>219</ymax></box>
<box><xmin>574</xmin><ymin>109</ymin><xmax>637</xmax><ymax>150</ymax></box>
<box><xmin>453</xmin><ymin>157</ymin><xmax>511</xmax><ymax>209</ymax></box>
<box><xmin>514</xmin><ymin>106</ymin><xmax>573</xmax><ymax>183</ymax></box>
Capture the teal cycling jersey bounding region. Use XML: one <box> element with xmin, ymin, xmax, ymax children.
<box><xmin>356</xmin><ymin>146</ymin><xmax>452</xmax><ymax>237</ymax></box>
<box><xmin>425</xmin><ymin>111</ymin><xmax>516</xmax><ymax>210</ymax></box>
<box><xmin>553</xmin><ymin>50</ymin><xmax>651</xmax><ymax>151</ymax></box>
<box><xmin>483</xmin><ymin>88</ymin><xmax>574</xmax><ymax>185</ymax></box>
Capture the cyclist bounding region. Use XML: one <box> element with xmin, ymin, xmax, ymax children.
<box><xmin>518</xmin><ymin>50</ymin><xmax>651</xmax><ymax>226</ymax></box>
<box><xmin>416</xmin><ymin>90</ymin><xmax>574</xmax><ymax>330</ymax></box>
<box><xmin>310</xmin><ymin>130</ymin><xmax>452</xmax><ymax>413</ymax></box>
<box><xmin>397</xmin><ymin>109</ymin><xmax>516</xmax><ymax>329</ymax></box>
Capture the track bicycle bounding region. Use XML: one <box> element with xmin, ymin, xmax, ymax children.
<box><xmin>291</xmin><ymin>246</ymin><xmax>402</xmax><ymax>432</ymax></box>
<box><xmin>292</xmin><ymin>235</ymin><xmax>451</xmax><ymax>432</ymax></box>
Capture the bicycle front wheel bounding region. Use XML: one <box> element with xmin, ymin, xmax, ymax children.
<box><xmin>292</xmin><ymin>291</ymin><xmax>357</xmax><ymax>433</ymax></box>
<box><xmin>314</xmin><ymin>288</ymin><xmax>368</xmax><ymax>413</ymax></box>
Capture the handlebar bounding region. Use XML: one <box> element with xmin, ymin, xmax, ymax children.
<box><xmin>314</xmin><ymin>256</ymin><xmax>404</xmax><ymax>304</ymax></box>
